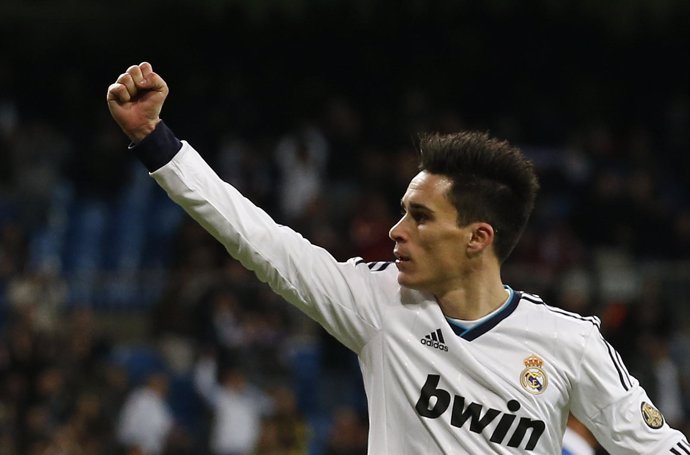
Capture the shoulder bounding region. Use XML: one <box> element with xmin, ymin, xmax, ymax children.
<box><xmin>515</xmin><ymin>291</ymin><xmax>601</xmax><ymax>335</ymax></box>
<box><xmin>346</xmin><ymin>258</ymin><xmax>399</xmax><ymax>284</ymax></box>
<box><xmin>345</xmin><ymin>257</ymin><xmax>412</xmax><ymax>308</ymax></box>
<box><xmin>512</xmin><ymin>291</ymin><xmax>607</xmax><ymax>381</ymax></box>
<box><xmin>350</xmin><ymin>258</ymin><xmax>397</xmax><ymax>273</ymax></box>
<box><xmin>518</xmin><ymin>291</ymin><xmax>600</xmax><ymax>328</ymax></box>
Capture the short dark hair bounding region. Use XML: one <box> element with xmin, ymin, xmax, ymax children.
<box><xmin>418</xmin><ymin>131</ymin><xmax>539</xmax><ymax>263</ymax></box>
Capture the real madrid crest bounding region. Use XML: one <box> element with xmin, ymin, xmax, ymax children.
<box><xmin>641</xmin><ymin>401</ymin><xmax>664</xmax><ymax>429</ymax></box>
<box><xmin>520</xmin><ymin>354</ymin><xmax>548</xmax><ymax>394</ymax></box>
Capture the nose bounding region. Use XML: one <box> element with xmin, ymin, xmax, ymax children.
<box><xmin>389</xmin><ymin>217</ymin><xmax>406</xmax><ymax>242</ymax></box>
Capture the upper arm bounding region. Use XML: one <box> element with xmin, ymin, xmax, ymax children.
<box><xmin>570</xmin><ymin>327</ymin><xmax>688</xmax><ymax>454</ymax></box>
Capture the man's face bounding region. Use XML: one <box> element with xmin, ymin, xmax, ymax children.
<box><xmin>389</xmin><ymin>171</ymin><xmax>474</xmax><ymax>295</ymax></box>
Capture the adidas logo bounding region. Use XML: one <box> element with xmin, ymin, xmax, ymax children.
<box><xmin>420</xmin><ymin>328</ymin><xmax>448</xmax><ymax>351</ymax></box>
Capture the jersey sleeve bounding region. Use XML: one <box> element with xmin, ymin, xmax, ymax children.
<box><xmin>570</xmin><ymin>325</ymin><xmax>689</xmax><ymax>454</ymax></box>
<box><xmin>149</xmin><ymin>140</ymin><xmax>388</xmax><ymax>353</ymax></box>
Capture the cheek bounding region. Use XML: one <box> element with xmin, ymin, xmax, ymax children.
<box><xmin>419</xmin><ymin>231</ymin><xmax>465</xmax><ymax>263</ymax></box>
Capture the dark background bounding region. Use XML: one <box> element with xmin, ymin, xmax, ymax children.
<box><xmin>3</xmin><ymin>1</ymin><xmax>689</xmax><ymax>141</ymax></box>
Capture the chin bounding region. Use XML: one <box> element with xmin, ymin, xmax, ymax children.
<box><xmin>397</xmin><ymin>273</ymin><xmax>425</xmax><ymax>291</ymax></box>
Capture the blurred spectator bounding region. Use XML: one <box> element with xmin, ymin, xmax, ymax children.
<box><xmin>66</xmin><ymin>390</ymin><xmax>113</xmax><ymax>454</ymax></box>
<box><xmin>570</xmin><ymin>168</ymin><xmax>632</xmax><ymax>251</ymax></box>
<box><xmin>670</xmin><ymin>209</ymin><xmax>690</xmax><ymax>260</ymax></box>
<box><xmin>0</xmin><ymin>220</ymin><xmax>28</xmax><ymax>288</ymax></box>
<box><xmin>274</xmin><ymin>124</ymin><xmax>329</xmax><ymax>223</ymax></box>
<box><xmin>253</xmin><ymin>385</ymin><xmax>310</xmax><ymax>455</ymax></box>
<box><xmin>6</xmin><ymin>267</ymin><xmax>66</xmax><ymax>336</ymax></box>
<box><xmin>206</xmin><ymin>287</ymin><xmax>245</xmax><ymax>351</ymax></box>
<box><xmin>562</xmin><ymin>415</ymin><xmax>597</xmax><ymax>455</ymax></box>
<box><xmin>8</xmin><ymin>120</ymin><xmax>71</xmax><ymax>230</ymax></box>
<box><xmin>0</xmin><ymin>98</ymin><xmax>15</xmax><ymax>190</ymax></box>
<box><xmin>193</xmin><ymin>354</ymin><xmax>272</xmax><ymax>455</ymax></box>
<box><xmin>116</xmin><ymin>372</ymin><xmax>173</xmax><ymax>455</ymax></box>
<box><xmin>214</xmin><ymin>133</ymin><xmax>276</xmax><ymax>211</ymax></box>
<box><xmin>215</xmin><ymin>134</ymin><xmax>279</xmax><ymax>214</ymax></box>
<box><xmin>624</xmin><ymin>169</ymin><xmax>674</xmax><ymax>259</ymax></box>
<box><xmin>61</xmin><ymin>308</ymin><xmax>113</xmax><ymax>387</ymax></box>
<box><xmin>322</xmin><ymin>407</ymin><xmax>368</xmax><ymax>455</ymax></box>
<box><xmin>555</xmin><ymin>267</ymin><xmax>595</xmax><ymax>316</ymax></box>
<box><xmin>323</xmin><ymin>97</ymin><xmax>362</xmax><ymax>183</ymax></box>
<box><xmin>0</xmin><ymin>62</ymin><xmax>18</xmax><ymax>187</ymax></box>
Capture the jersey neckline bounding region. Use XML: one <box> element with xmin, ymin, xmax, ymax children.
<box><xmin>444</xmin><ymin>288</ymin><xmax>522</xmax><ymax>341</ymax></box>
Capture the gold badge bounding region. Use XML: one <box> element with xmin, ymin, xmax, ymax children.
<box><xmin>520</xmin><ymin>355</ymin><xmax>548</xmax><ymax>394</ymax></box>
<box><xmin>641</xmin><ymin>402</ymin><xmax>664</xmax><ymax>429</ymax></box>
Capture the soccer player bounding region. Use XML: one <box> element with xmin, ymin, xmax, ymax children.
<box><xmin>107</xmin><ymin>62</ymin><xmax>689</xmax><ymax>454</ymax></box>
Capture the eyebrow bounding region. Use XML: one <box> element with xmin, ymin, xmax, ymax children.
<box><xmin>401</xmin><ymin>200</ymin><xmax>434</xmax><ymax>214</ymax></box>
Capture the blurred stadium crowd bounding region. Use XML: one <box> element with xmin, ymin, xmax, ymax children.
<box><xmin>1</xmin><ymin>1</ymin><xmax>689</xmax><ymax>454</ymax></box>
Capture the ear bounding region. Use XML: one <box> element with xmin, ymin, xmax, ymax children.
<box><xmin>467</xmin><ymin>222</ymin><xmax>496</xmax><ymax>256</ymax></box>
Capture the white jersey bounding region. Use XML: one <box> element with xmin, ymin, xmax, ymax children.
<box><xmin>141</xmin><ymin>127</ymin><xmax>689</xmax><ymax>454</ymax></box>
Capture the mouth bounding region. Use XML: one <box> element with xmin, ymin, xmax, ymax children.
<box><xmin>394</xmin><ymin>250</ymin><xmax>411</xmax><ymax>264</ymax></box>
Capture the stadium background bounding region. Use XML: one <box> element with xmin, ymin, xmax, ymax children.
<box><xmin>0</xmin><ymin>1</ymin><xmax>689</xmax><ymax>453</ymax></box>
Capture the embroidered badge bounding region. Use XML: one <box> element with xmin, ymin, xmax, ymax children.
<box><xmin>520</xmin><ymin>354</ymin><xmax>548</xmax><ymax>394</ymax></box>
<box><xmin>641</xmin><ymin>402</ymin><xmax>664</xmax><ymax>429</ymax></box>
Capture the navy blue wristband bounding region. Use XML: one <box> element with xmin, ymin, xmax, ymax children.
<box><xmin>130</xmin><ymin>120</ymin><xmax>182</xmax><ymax>172</ymax></box>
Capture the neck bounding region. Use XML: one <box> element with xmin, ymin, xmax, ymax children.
<box><xmin>435</xmin><ymin>262</ymin><xmax>506</xmax><ymax>320</ymax></box>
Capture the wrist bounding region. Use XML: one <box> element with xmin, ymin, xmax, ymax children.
<box><xmin>130</xmin><ymin>120</ymin><xmax>182</xmax><ymax>172</ymax></box>
<box><xmin>129</xmin><ymin>118</ymin><xmax>161</xmax><ymax>144</ymax></box>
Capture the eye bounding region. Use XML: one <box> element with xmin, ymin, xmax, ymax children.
<box><xmin>411</xmin><ymin>211</ymin><xmax>429</xmax><ymax>223</ymax></box>
<box><xmin>400</xmin><ymin>203</ymin><xmax>432</xmax><ymax>224</ymax></box>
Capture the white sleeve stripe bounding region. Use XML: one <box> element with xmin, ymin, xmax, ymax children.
<box><xmin>601</xmin><ymin>334</ymin><xmax>633</xmax><ymax>391</ymax></box>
